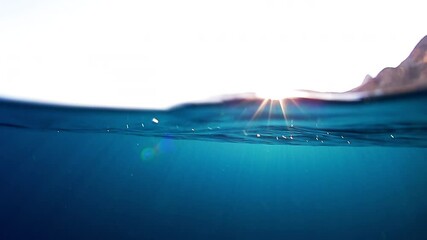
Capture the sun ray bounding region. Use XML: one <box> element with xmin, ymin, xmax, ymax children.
<box><xmin>267</xmin><ymin>99</ymin><xmax>274</xmax><ymax>125</ymax></box>
<box><xmin>251</xmin><ymin>98</ymin><xmax>269</xmax><ymax>121</ymax></box>
<box><xmin>248</xmin><ymin>91</ymin><xmax>306</xmax><ymax>134</ymax></box>
<box><xmin>278</xmin><ymin>99</ymin><xmax>289</xmax><ymax>125</ymax></box>
<box><xmin>286</xmin><ymin>96</ymin><xmax>307</xmax><ymax>115</ymax></box>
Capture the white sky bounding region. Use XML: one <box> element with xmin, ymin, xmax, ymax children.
<box><xmin>0</xmin><ymin>0</ymin><xmax>426</xmax><ymax>109</ymax></box>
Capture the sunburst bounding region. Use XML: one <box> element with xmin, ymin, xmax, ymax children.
<box><xmin>250</xmin><ymin>89</ymin><xmax>305</xmax><ymax>127</ymax></box>
<box><xmin>250</xmin><ymin>98</ymin><xmax>288</xmax><ymax>126</ymax></box>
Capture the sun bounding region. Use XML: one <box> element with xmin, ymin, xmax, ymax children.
<box><xmin>250</xmin><ymin>98</ymin><xmax>289</xmax><ymax>125</ymax></box>
<box><xmin>251</xmin><ymin>88</ymin><xmax>306</xmax><ymax>125</ymax></box>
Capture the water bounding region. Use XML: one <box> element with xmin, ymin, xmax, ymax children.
<box><xmin>1</xmin><ymin>92</ymin><xmax>427</xmax><ymax>239</ymax></box>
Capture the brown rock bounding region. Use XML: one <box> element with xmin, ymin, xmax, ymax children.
<box><xmin>350</xmin><ymin>35</ymin><xmax>427</xmax><ymax>95</ymax></box>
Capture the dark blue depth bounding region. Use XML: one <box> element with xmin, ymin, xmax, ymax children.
<box><xmin>1</xmin><ymin>94</ymin><xmax>427</xmax><ymax>239</ymax></box>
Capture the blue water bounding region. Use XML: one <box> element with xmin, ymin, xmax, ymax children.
<box><xmin>1</xmin><ymin>92</ymin><xmax>427</xmax><ymax>239</ymax></box>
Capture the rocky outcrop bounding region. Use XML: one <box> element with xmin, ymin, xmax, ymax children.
<box><xmin>350</xmin><ymin>36</ymin><xmax>427</xmax><ymax>95</ymax></box>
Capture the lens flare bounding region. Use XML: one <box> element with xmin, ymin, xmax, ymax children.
<box><xmin>140</xmin><ymin>147</ymin><xmax>155</xmax><ymax>161</ymax></box>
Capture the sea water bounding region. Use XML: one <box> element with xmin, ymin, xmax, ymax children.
<box><xmin>0</xmin><ymin>92</ymin><xmax>427</xmax><ymax>239</ymax></box>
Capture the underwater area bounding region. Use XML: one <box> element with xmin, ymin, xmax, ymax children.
<box><xmin>1</xmin><ymin>92</ymin><xmax>427</xmax><ymax>239</ymax></box>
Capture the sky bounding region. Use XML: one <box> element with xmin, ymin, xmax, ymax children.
<box><xmin>0</xmin><ymin>0</ymin><xmax>425</xmax><ymax>109</ymax></box>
